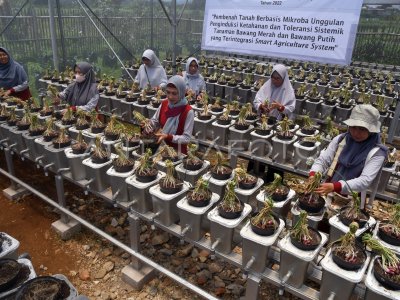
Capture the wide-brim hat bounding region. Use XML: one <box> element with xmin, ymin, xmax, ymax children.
<box><xmin>343</xmin><ymin>104</ymin><xmax>381</xmax><ymax>133</ymax></box>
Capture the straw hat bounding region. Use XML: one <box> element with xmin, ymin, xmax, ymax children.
<box><xmin>343</xmin><ymin>104</ymin><xmax>381</xmax><ymax>133</ymax></box>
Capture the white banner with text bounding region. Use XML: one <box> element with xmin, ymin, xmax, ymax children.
<box><xmin>201</xmin><ymin>0</ymin><xmax>363</xmax><ymax>65</ymax></box>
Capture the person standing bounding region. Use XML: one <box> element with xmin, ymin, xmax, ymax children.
<box><xmin>182</xmin><ymin>57</ymin><xmax>205</xmax><ymax>96</ymax></box>
<box><xmin>149</xmin><ymin>75</ymin><xmax>194</xmax><ymax>154</ymax></box>
<box><xmin>0</xmin><ymin>47</ymin><xmax>31</xmax><ymax>100</ymax></box>
<box><xmin>135</xmin><ymin>49</ymin><xmax>168</xmax><ymax>89</ymax></box>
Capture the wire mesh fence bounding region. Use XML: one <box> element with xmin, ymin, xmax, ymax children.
<box><xmin>0</xmin><ymin>0</ymin><xmax>399</xmax><ymax>96</ymax></box>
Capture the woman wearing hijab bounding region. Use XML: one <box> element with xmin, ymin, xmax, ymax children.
<box><xmin>253</xmin><ymin>64</ymin><xmax>296</xmax><ymax>120</ymax></box>
<box><xmin>0</xmin><ymin>47</ymin><xmax>31</xmax><ymax>100</ymax></box>
<box><xmin>135</xmin><ymin>49</ymin><xmax>168</xmax><ymax>89</ymax></box>
<box><xmin>57</xmin><ymin>62</ymin><xmax>99</xmax><ymax>111</ymax></box>
<box><xmin>149</xmin><ymin>75</ymin><xmax>194</xmax><ymax>154</ymax></box>
<box><xmin>183</xmin><ymin>57</ymin><xmax>205</xmax><ymax>96</ymax></box>
<box><xmin>310</xmin><ymin>104</ymin><xmax>387</xmax><ymax>196</ymax></box>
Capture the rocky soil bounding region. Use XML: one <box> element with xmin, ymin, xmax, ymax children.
<box><xmin>0</xmin><ymin>154</ymin><xmax>298</xmax><ymax>300</ymax></box>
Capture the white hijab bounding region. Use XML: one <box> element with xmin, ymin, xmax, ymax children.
<box><xmin>255</xmin><ymin>64</ymin><xmax>296</xmax><ymax>119</ymax></box>
<box><xmin>183</xmin><ymin>57</ymin><xmax>205</xmax><ymax>95</ymax></box>
<box><xmin>135</xmin><ymin>49</ymin><xmax>167</xmax><ymax>89</ymax></box>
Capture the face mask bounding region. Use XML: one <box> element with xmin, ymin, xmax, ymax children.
<box><xmin>75</xmin><ymin>74</ymin><xmax>86</xmax><ymax>83</ymax></box>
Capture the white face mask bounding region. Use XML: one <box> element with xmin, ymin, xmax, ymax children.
<box><xmin>75</xmin><ymin>74</ymin><xmax>86</xmax><ymax>83</ymax></box>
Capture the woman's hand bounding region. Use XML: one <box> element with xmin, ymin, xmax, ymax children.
<box><xmin>155</xmin><ymin>133</ymin><xmax>169</xmax><ymax>144</ymax></box>
<box><xmin>4</xmin><ymin>89</ymin><xmax>12</xmax><ymax>97</ymax></box>
<box><xmin>270</xmin><ymin>101</ymin><xmax>283</xmax><ymax>110</ymax></box>
<box><xmin>259</xmin><ymin>103</ymin><xmax>270</xmax><ymax>113</ymax></box>
<box><xmin>315</xmin><ymin>183</ymin><xmax>334</xmax><ymax>195</ymax></box>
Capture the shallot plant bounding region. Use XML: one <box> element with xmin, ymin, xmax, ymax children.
<box><xmin>362</xmin><ymin>234</ymin><xmax>400</xmax><ymax>275</ymax></box>
<box><xmin>290</xmin><ymin>211</ymin><xmax>312</xmax><ymax>244</ymax></box>
<box><xmin>332</xmin><ymin>222</ymin><xmax>359</xmax><ymax>263</ymax></box>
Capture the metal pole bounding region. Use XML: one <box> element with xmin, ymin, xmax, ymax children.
<box><xmin>4</xmin><ymin>147</ymin><xmax>17</xmax><ymax>190</ymax></box>
<box><xmin>128</xmin><ymin>213</ymin><xmax>142</xmax><ymax>270</ymax></box>
<box><xmin>55</xmin><ymin>0</ymin><xmax>67</xmax><ymax>69</ymax></box>
<box><xmin>172</xmin><ymin>0</ymin><xmax>177</xmax><ymax>75</ymax></box>
<box><xmin>75</xmin><ymin>0</ymin><xmax>135</xmax><ymax>81</ymax></box>
<box><xmin>81</xmin><ymin>0</ymin><xmax>134</xmax><ymax>59</ymax></box>
<box><xmin>48</xmin><ymin>0</ymin><xmax>59</xmax><ymax>71</ymax></box>
<box><xmin>150</xmin><ymin>0</ymin><xmax>154</xmax><ymax>50</ymax></box>
<box><xmin>0</xmin><ymin>168</ymin><xmax>218</xmax><ymax>300</ymax></box>
<box><xmin>0</xmin><ymin>0</ymin><xmax>29</xmax><ymax>36</ymax></box>
<box><xmin>55</xmin><ymin>175</ymin><xmax>69</xmax><ymax>224</ymax></box>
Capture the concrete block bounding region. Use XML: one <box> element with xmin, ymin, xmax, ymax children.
<box><xmin>51</xmin><ymin>219</ymin><xmax>81</xmax><ymax>240</ymax></box>
<box><xmin>121</xmin><ymin>264</ymin><xmax>156</xmax><ymax>290</ymax></box>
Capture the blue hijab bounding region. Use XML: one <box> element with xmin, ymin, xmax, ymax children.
<box><xmin>332</xmin><ymin>132</ymin><xmax>387</xmax><ymax>182</ymax></box>
<box><xmin>0</xmin><ymin>47</ymin><xmax>28</xmax><ymax>89</ymax></box>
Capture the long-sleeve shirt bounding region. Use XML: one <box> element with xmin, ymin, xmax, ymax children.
<box><xmin>150</xmin><ymin>106</ymin><xmax>194</xmax><ymax>145</ymax></box>
<box><xmin>253</xmin><ymin>84</ymin><xmax>296</xmax><ymax>120</ymax></box>
<box><xmin>11</xmin><ymin>81</ymin><xmax>29</xmax><ymax>93</ymax></box>
<box><xmin>310</xmin><ymin>135</ymin><xmax>385</xmax><ymax>194</ymax></box>
<box><xmin>59</xmin><ymin>84</ymin><xmax>99</xmax><ymax>111</ymax></box>
<box><xmin>134</xmin><ymin>65</ymin><xmax>168</xmax><ymax>90</ymax></box>
<box><xmin>182</xmin><ymin>71</ymin><xmax>206</xmax><ymax>95</ymax></box>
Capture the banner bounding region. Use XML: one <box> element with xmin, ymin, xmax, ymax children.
<box><xmin>201</xmin><ymin>0</ymin><xmax>363</xmax><ymax>65</ymax></box>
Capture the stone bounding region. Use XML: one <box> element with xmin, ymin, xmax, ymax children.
<box><xmin>103</xmin><ymin>261</ymin><xmax>115</xmax><ymax>272</ymax></box>
<box><xmin>159</xmin><ymin>248</ymin><xmax>173</xmax><ymax>256</ymax></box>
<box><xmin>113</xmin><ymin>248</ymin><xmax>124</xmax><ymax>256</ymax></box>
<box><xmin>121</xmin><ymin>252</ymin><xmax>130</xmax><ymax>259</ymax></box>
<box><xmin>94</xmin><ymin>268</ymin><xmax>107</xmax><ymax>279</ymax></box>
<box><xmin>105</xmin><ymin>225</ymin><xmax>116</xmax><ymax>235</ymax></box>
<box><xmin>93</xmin><ymin>290</ymin><xmax>101</xmax><ymax>297</ymax></box>
<box><xmin>79</xmin><ymin>269</ymin><xmax>90</xmax><ymax>281</ymax></box>
<box><xmin>171</xmin><ymin>289</ymin><xmax>184</xmax><ymax>299</ymax></box>
<box><xmin>118</xmin><ymin>215</ymin><xmax>127</xmax><ymax>225</ymax></box>
<box><xmin>214</xmin><ymin>280</ymin><xmax>226</xmax><ymax>288</ymax></box>
<box><xmin>82</xmin><ymin>244</ymin><xmax>91</xmax><ymax>251</ymax></box>
<box><xmin>115</xmin><ymin>226</ymin><xmax>125</xmax><ymax>237</ymax></box>
<box><xmin>198</xmin><ymin>249</ymin><xmax>210</xmax><ymax>258</ymax></box>
<box><xmin>196</xmin><ymin>269</ymin><xmax>212</xmax><ymax>286</ymax></box>
<box><xmin>171</xmin><ymin>259</ymin><xmax>181</xmax><ymax>266</ymax></box>
<box><xmin>199</xmin><ymin>256</ymin><xmax>207</xmax><ymax>263</ymax></box>
<box><xmin>110</xmin><ymin>293</ymin><xmax>118</xmax><ymax>299</ymax></box>
<box><xmin>208</xmin><ymin>262</ymin><xmax>223</xmax><ymax>274</ymax></box>
<box><xmin>188</xmin><ymin>265</ymin><xmax>199</xmax><ymax>274</ymax></box>
<box><xmin>196</xmin><ymin>274</ymin><xmax>208</xmax><ymax>285</ymax></box>
<box><xmin>101</xmin><ymin>248</ymin><xmax>113</xmax><ymax>257</ymax></box>
<box><xmin>215</xmin><ymin>287</ymin><xmax>226</xmax><ymax>296</ymax></box>
<box><xmin>227</xmin><ymin>283</ymin><xmax>245</xmax><ymax>297</ymax></box>
<box><xmin>151</xmin><ymin>232</ymin><xmax>170</xmax><ymax>246</ymax></box>
<box><xmin>191</xmin><ymin>248</ymin><xmax>199</xmax><ymax>258</ymax></box>
<box><xmin>147</xmin><ymin>286</ymin><xmax>158</xmax><ymax>296</ymax></box>
<box><xmin>140</xmin><ymin>233</ymin><xmax>150</xmax><ymax>243</ymax></box>
<box><xmin>176</xmin><ymin>244</ymin><xmax>194</xmax><ymax>257</ymax></box>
